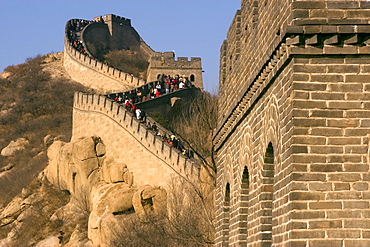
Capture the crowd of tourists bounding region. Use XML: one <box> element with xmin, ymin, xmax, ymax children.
<box><xmin>67</xmin><ymin>20</ymin><xmax>94</xmax><ymax>57</ymax></box>
<box><xmin>112</xmin><ymin>94</ymin><xmax>194</xmax><ymax>159</ymax></box>
<box><xmin>145</xmin><ymin>120</ymin><xmax>194</xmax><ymax>158</ymax></box>
<box><xmin>67</xmin><ymin>19</ymin><xmax>195</xmax><ymax>159</ymax></box>
<box><xmin>158</xmin><ymin>74</ymin><xmax>193</xmax><ymax>94</ymax></box>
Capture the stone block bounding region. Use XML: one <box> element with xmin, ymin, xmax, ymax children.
<box><xmin>310</xmin><ymin>10</ymin><xmax>345</xmax><ymax>18</ymax></box>
<box><xmin>292</xmin><ymin>73</ymin><xmax>309</xmax><ymax>81</ymax></box>
<box><xmin>327</xmin><ymin>230</ymin><xmax>360</xmax><ymax>238</ymax></box>
<box><xmin>308</xmin><ymin>240</ymin><xmax>343</xmax><ymax>247</ymax></box>
<box><xmin>327</xmin><ymin>101</ymin><xmax>362</xmax><ymax>109</ymax></box>
<box><xmin>328</xmin><ymin>65</ymin><xmax>360</xmax><ymax>73</ymax></box>
<box><xmin>290</xmin><ymin>230</ymin><xmax>325</xmax><ymax>239</ymax></box>
<box><xmin>328</xmin><ymin>210</ymin><xmax>361</xmax><ymax>218</ymax></box>
<box><xmin>311</xmin><ymin>74</ymin><xmax>344</xmax><ymax>82</ymax></box>
<box><xmin>346</xmin><ymin>74</ymin><xmax>370</xmax><ymax>82</ymax></box>
<box><xmin>347</xmin><ymin>10</ymin><xmax>370</xmax><ymax>18</ymax></box>
<box><xmin>327</xmin><ymin>1</ymin><xmax>359</xmax><ymax>9</ymax></box>
<box><xmin>308</xmin><ymin>182</ymin><xmax>333</xmax><ymax>191</ymax></box>
<box><xmin>292</xmin><ymin>151</ymin><xmax>327</xmax><ymax>160</ymax></box>
<box><xmin>328</xmin><ymin>173</ymin><xmax>361</xmax><ymax>182</ymax></box>
<box><xmin>309</xmin><ymin>220</ymin><xmax>342</xmax><ymax>229</ymax></box>
<box><xmin>309</xmin><ymin>202</ymin><xmax>342</xmax><ymax>210</ymax></box>
<box><xmin>290</xmin><ymin>210</ymin><xmax>325</xmax><ymax>219</ymax></box>
<box><xmin>293</xmin><ymin>10</ymin><xmax>309</xmax><ymax>18</ymax></box>
<box><xmin>345</xmin><ymin>164</ymin><xmax>369</xmax><ymax>172</ymax></box>
<box><xmin>292</xmin><ymin>82</ymin><xmax>327</xmax><ymax>91</ymax></box>
<box><xmin>352</xmin><ymin>182</ymin><xmax>369</xmax><ymax>191</ymax></box>
<box><xmin>310</xmin><ymin>164</ymin><xmax>343</xmax><ymax>172</ymax></box>
<box><xmin>344</xmin><ymin>240</ymin><xmax>370</xmax><ymax>247</ymax></box>
<box><xmin>311</xmin><ymin>110</ymin><xmax>344</xmax><ymax>118</ymax></box>
<box><xmin>344</xmin><ymin>220</ymin><xmax>370</xmax><ymax>228</ymax></box>
<box><xmin>310</xmin><ymin>146</ymin><xmax>344</xmax><ymax>154</ymax></box>
<box><xmin>327</xmin><ymin>191</ymin><xmax>362</xmax><ymax>200</ymax></box>
<box><xmin>292</xmin><ymin>1</ymin><xmax>326</xmax><ymax>9</ymax></box>
<box><xmin>290</xmin><ymin>191</ymin><xmax>325</xmax><ymax>201</ymax></box>
<box><xmin>343</xmin><ymin>201</ymin><xmax>369</xmax><ymax>209</ymax></box>
<box><xmin>311</xmin><ymin>127</ymin><xmax>343</xmax><ymax>136</ymax></box>
<box><xmin>311</xmin><ymin>92</ymin><xmax>345</xmax><ymax>100</ymax></box>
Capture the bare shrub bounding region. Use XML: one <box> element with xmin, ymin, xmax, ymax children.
<box><xmin>110</xmin><ymin>177</ymin><xmax>214</xmax><ymax>246</ymax></box>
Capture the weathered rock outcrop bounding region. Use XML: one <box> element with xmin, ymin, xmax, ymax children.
<box><xmin>43</xmin><ymin>136</ymin><xmax>167</xmax><ymax>246</ymax></box>
<box><xmin>0</xmin><ymin>138</ymin><xmax>29</xmax><ymax>157</ymax></box>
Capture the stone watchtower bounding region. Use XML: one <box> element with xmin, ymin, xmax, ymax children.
<box><xmin>214</xmin><ymin>1</ymin><xmax>370</xmax><ymax>246</ymax></box>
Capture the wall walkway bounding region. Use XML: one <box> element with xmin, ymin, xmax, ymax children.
<box><xmin>72</xmin><ymin>92</ymin><xmax>201</xmax><ymax>187</ymax></box>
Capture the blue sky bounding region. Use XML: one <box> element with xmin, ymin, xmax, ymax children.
<box><xmin>0</xmin><ymin>0</ymin><xmax>241</xmax><ymax>92</ymax></box>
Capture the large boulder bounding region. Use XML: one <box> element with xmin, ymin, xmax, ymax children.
<box><xmin>132</xmin><ymin>185</ymin><xmax>167</xmax><ymax>220</ymax></box>
<box><xmin>88</xmin><ymin>181</ymin><xmax>136</xmax><ymax>246</ymax></box>
<box><xmin>1</xmin><ymin>138</ymin><xmax>29</xmax><ymax>157</ymax></box>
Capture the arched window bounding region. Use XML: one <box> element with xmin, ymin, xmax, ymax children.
<box><xmin>260</xmin><ymin>142</ymin><xmax>274</xmax><ymax>246</ymax></box>
<box><xmin>239</xmin><ymin>166</ymin><xmax>250</xmax><ymax>244</ymax></box>
<box><xmin>190</xmin><ymin>74</ymin><xmax>195</xmax><ymax>82</ymax></box>
<box><xmin>223</xmin><ymin>183</ymin><xmax>231</xmax><ymax>246</ymax></box>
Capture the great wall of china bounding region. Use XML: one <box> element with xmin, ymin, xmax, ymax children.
<box><xmin>43</xmin><ymin>14</ymin><xmax>213</xmax><ymax>246</ymax></box>
<box><xmin>60</xmin><ymin>3</ymin><xmax>370</xmax><ymax>246</ymax></box>
<box><xmin>72</xmin><ymin>92</ymin><xmax>201</xmax><ymax>186</ymax></box>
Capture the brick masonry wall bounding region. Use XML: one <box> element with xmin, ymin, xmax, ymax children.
<box><xmin>215</xmin><ymin>47</ymin><xmax>294</xmax><ymax>247</ymax></box>
<box><xmin>215</xmin><ymin>0</ymin><xmax>370</xmax><ymax>246</ymax></box>
<box><xmin>72</xmin><ymin>93</ymin><xmax>200</xmax><ymax>188</ymax></box>
<box><xmin>288</xmin><ymin>54</ymin><xmax>370</xmax><ymax>247</ymax></box>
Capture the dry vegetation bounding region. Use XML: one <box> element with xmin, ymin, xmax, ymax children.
<box><xmin>152</xmin><ymin>91</ymin><xmax>218</xmax><ymax>171</ymax></box>
<box><xmin>0</xmin><ymin>54</ymin><xmax>92</xmax><ymax>206</ymax></box>
<box><xmin>111</xmin><ymin>177</ymin><xmax>214</xmax><ymax>247</ymax></box>
<box><xmin>103</xmin><ymin>49</ymin><xmax>149</xmax><ymax>79</ymax></box>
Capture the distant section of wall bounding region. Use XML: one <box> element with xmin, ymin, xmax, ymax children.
<box><xmin>72</xmin><ymin>92</ymin><xmax>200</xmax><ymax>187</ymax></box>
<box><xmin>147</xmin><ymin>52</ymin><xmax>204</xmax><ymax>89</ymax></box>
<box><xmin>64</xmin><ymin>19</ymin><xmax>146</xmax><ymax>94</ymax></box>
<box><xmin>89</xmin><ymin>14</ymin><xmax>155</xmax><ymax>61</ymax></box>
<box><xmin>64</xmin><ymin>15</ymin><xmax>204</xmax><ymax>93</ymax></box>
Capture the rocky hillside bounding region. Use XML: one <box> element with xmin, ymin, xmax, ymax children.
<box><xmin>0</xmin><ymin>53</ymin><xmax>92</xmax><ymax>207</ymax></box>
<box><xmin>0</xmin><ymin>53</ymin><xmax>216</xmax><ymax>246</ymax></box>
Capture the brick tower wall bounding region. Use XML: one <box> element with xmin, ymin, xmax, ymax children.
<box><xmin>147</xmin><ymin>52</ymin><xmax>204</xmax><ymax>89</ymax></box>
<box><xmin>215</xmin><ymin>1</ymin><xmax>370</xmax><ymax>246</ymax></box>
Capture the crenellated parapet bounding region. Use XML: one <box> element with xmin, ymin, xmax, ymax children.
<box><xmin>72</xmin><ymin>92</ymin><xmax>201</xmax><ymax>186</ymax></box>
<box><xmin>64</xmin><ymin>18</ymin><xmax>146</xmax><ymax>94</ymax></box>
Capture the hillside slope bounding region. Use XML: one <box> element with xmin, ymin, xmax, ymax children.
<box><xmin>0</xmin><ymin>52</ymin><xmax>92</xmax><ymax>206</ymax></box>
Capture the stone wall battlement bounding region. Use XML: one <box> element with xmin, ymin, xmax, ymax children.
<box><xmin>72</xmin><ymin>92</ymin><xmax>200</xmax><ymax>185</ymax></box>
<box><xmin>64</xmin><ymin>19</ymin><xmax>146</xmax><ymax>94</ymax></box>
<box><xmin>96</xmin><ymin>14</ymin><xmax>131</xmax><ymax>26</ymax></box>
<box><xmin>150</xmin><ymin>52</ymin><xmax>202</xmax><ymax>68</ymax></box>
